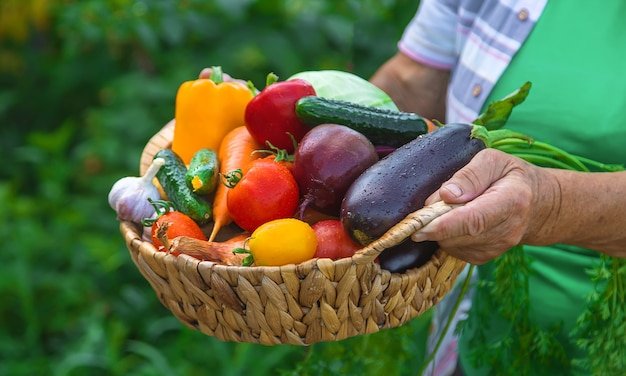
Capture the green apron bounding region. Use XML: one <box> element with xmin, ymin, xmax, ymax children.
<box><xmin>458</xmin><ymin>1</ymin><xmax>626</xmax><ymax>374</ymax></box>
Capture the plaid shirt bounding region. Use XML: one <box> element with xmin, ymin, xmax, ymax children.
<box><xmin>399</xmin><ymin>0</ymin><xmax>548</xmax><ymax>123</ymax></box>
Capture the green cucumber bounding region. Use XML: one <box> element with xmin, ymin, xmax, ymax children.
<box><xmin>185</xmin><ymin>148</ymin><xmax>219</xmax><ymax>195</ymax></box>
<box><xmin>295</xmin><ymin>96</ymin><xmax>429</xmax><ymax>147</ymax></box>
<box><xmin>154</xmin><ymin>149</ymin><xmax>212</xmax><ymax>224</ymax></box>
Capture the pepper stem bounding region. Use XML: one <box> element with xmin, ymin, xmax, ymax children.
<box><xmin>209</xmin><ymin>66</ymin><xmax>224</xmax><ymax>84</ymax></box>
<box><xmin>247</xmin><ymin>80</ymin><xmax>260</xmax><ymax>96</ymax></box>
<box><xmin>265</xmin><ymin>72</ymin><xmax>279</xmax><ymax>87</ymax></box>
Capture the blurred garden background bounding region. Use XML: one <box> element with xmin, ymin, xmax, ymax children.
<box><xmin>1</xmin><ymin>0</ymin><xmax>433</xmax><ymax>375</ymax></box>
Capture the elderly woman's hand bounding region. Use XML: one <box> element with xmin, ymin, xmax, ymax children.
<box><xmin>410</xmin><ymin>148</ymin><xmax>559</xmax><ymax>264</ymax></box>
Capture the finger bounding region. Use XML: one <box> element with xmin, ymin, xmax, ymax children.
<box><xmin>424</xmin><ymin>190</ymin><xmax>442</xmax><ymax>206</ymax></box>
<box><xmin>411</xmin><ymin>200</ymin><xmax>510</xmax><ymax>242</ymax></box>
<box><xmin>199</xmin><ymin>68</ymin><xmax>212</xmax><ymax>79</ymax></box>
<box><xmin>410</xmin><ymin>216</ymin><xmax>441</xmax><ymax>242</ymax></box>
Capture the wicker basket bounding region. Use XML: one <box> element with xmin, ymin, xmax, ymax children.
<box><xmin>119</xmin><ymin>120</ymin><xmax>467</xmax><ymax>346</ymax></box>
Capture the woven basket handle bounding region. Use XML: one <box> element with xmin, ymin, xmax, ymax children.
<box><xmin>351</xmin><ymin>201</ymin><xmax>460</xmax><ymax>265</ymax></box>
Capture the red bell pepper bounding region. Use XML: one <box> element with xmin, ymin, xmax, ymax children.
<box><xmin>244</xmin><ymin>74</ymin><xmax>316</xmax><ymax>153</ymax></box>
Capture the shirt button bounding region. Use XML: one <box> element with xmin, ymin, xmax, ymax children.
<box><xmin>518</xmin><ymin>9</ymin><xmax>529</xmax><ymax>21</ymax></box>
<box><xmin>472</xmin><ymin>84</ymin><xmax>482</xmax><ymax>97</ymax></box>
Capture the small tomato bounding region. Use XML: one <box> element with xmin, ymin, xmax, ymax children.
<box><xmin>247</xmin><ymin>218</ymin><xmax>317</xmax><ymax>266</ymax></box>
<box><xmin>312</xmin><ymin>219</ymin><xmax>361</xmax><ymax>260</ymax></box>
<box><xmin>144</xmin><ymin>200</ymin><xmax>207</xmax><ymax>252</ymax></box>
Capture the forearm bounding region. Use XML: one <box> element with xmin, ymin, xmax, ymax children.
<box><xmin>370</xmin><ymin>52</ymin><xmax>449</xmax><ymax>121</ymax></box>
<box><xmin>526</xmin><ymin>168</ymin><xmax>626</xmax><ymax>257</ymax></box>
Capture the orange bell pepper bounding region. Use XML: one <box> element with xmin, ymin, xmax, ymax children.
<box><xmin>171</xmin><ymin>67</ymin><xmax>254</xmax><ymax>165</ymax></box>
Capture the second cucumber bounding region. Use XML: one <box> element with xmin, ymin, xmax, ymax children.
<box><xmin>186</xmin><ymin>148</ymin><xmax>220</xmax><ymax>195</ymax></box>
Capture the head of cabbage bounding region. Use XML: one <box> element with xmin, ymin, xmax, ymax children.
<box><xmin>288</xmin><ymin>70</ymin><xmax>398</xmax><ymax>110</ymax></box>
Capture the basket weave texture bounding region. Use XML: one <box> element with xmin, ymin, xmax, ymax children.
<box><xmin>120</xmin><ymin>121</ymin><xmax>467</xmax><ymax>346</ymax></box>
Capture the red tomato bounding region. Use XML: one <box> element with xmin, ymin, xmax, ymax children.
<box><xmin>151</xmin><ymin>211</ymin><xmax>208</xmax><ymax>253</ymax></box>
<box><xmin>227</xmin><ymin>159</ymin><xmax>300</xmax><ymax>232</ymax></box>
<box><xmin>244</xmin><ymin>78</ymin><xmax>316</xmax><ymax>153</ymax></box>
<box><xmin>312</xmin><ymin>219</ymin><xmax>361</xmax><ymax>260</ymax></box>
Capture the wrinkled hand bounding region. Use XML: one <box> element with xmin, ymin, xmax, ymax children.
<box><xmin>411</xmin><ymin>148</ymin><xmax>557</xmax><ymax>265</ymax></box>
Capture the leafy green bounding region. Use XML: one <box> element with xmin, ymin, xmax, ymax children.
<box><xmin>463</xmin><ymin>246</ymin><xmax>569</xmax><ymax>375</ymax></box>
<box><xmin>571</xmin><ymin>256</ymin><xmax>626</xmax><ymax>374</ymax></box>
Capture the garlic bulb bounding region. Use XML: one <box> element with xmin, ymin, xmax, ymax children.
<box><xmin>108</xmin><ymin>158</ymin><xmax>165</xmax><ymax>224</ymax></box>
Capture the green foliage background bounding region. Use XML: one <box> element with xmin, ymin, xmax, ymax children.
<box><xmin>1</xmin><ymin>1</ymin><xmax>432</xmax><ymax>375</ymax></box>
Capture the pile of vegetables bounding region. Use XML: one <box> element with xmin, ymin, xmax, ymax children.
<box><xmin>108</xmin><ymin>68</ymin><xmax>397</xmax><ymax>267</ymax></box>
<box><xmin>107</xmin><ymin>68</ymin><xmax>537</xmax><ymax>270</ymax></box>
<box><xmin>107</xmin><ymin>68</ymin><xmax>617</xmax><ymax>274</ymax></box>
<box><xmin>110</xmin><ymin>66</ymin><xmax>460</xmax><ymax>269</ymax></box>
<box><xmin>109</xmin><ymin>67</ymin><xmax>626</xmax><ymax>374</ymax></box>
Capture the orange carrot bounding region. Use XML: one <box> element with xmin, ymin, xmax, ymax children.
<box><xmin>425</xmin><ymin>118</ymin><xmax>439</xmax><ymax>133</ymax></box>
<box><xmin>209</xmin><ymin>126</ymin><xmax>262</xmax><ymax>241</ymax></box>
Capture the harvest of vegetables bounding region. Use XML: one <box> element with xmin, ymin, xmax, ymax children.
<box><xmin>111</xmin><ymin>69</ymin><xmax>625</xmax><ymax>359</ymax></box>
<box><xmin>109</xmin><ymin>70</ymin><xmax>617</xmax><ymax>269</ymax></box>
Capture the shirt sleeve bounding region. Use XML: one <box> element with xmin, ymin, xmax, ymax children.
<box><xmin>398</xmin><ymin>0</ymin><xmax>460</xmax><ymax>70</ymax></box>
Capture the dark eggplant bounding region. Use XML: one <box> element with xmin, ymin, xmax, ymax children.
<box><xmin>340</xmin><ymin>123</ymin><xmax>486</xmax><ymax>246</ymax></box>
<box><xmin>377</xmin><ymin>240</ymin><xmax>439</xmax><ymax>273</ymax></box>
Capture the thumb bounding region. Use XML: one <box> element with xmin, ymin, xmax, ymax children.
<box><xmin>438</xmin><ymin>149</ymin><xmax>505</xmax><ymax>204</ymax></box>
<box><xmin>438</xmin><ymin>182</ymin><xmax>467</xmax><ymax>203</ymax></box>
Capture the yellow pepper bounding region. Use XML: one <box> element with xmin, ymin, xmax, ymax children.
<box><xmin>171</xmin><ymin>67</ymin><xmax>254</xmax><ymax>165</ymax></box>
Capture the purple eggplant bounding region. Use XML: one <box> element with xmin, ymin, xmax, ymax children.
<box><xmin>377</xmin><ymin>240</ymin><xmax>439</xmax><ymax>273</ymax></box>
<box><xmin>341</xmin><ymin>123</ymin><xmax>486</xmax><ymax>245</ymax></box>
<box><xmin>339</xmin><ymin>83</ymin><xmax>535</xmax><ymax>272</ymax></box>
<box><xmin>340</xmin><ymin>122</ymin><xmax>532</xmax><ymax>272</ymax></box>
